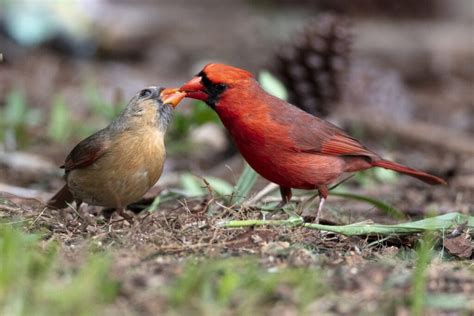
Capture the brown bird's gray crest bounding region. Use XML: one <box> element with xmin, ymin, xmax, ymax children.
<box><xmin>114</xmin><ymin>86</ymin><xmax>174</xmax><ymax>133</ymax></box>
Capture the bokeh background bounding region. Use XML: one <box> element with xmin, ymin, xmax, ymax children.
<box><xmin>0</xmin><ymin>1</ymin><xmax>473</xmax><ymax>314</ymax></box>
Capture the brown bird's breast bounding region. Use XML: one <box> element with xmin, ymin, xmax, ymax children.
<box><xmin>67</xmin><ymin>128</ymin><xmax>166</xmax><ymax>208</ymax></box>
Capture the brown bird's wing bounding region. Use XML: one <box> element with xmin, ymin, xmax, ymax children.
<box><xmin>271</xmin><ymin>100</ymin><xmax>378</xmax><ymax>159</ymax></box>
<box><xmin>62</xmin><ymin>129</ymin><xmax>111</xmax><ymax>172</ymax></box>
<box><xmin>47</xmin><ymin>184</ymin><xmax>75</xmax><ymax>209</ymax></box>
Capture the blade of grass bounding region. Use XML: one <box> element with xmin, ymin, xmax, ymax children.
<box><xmin>145</xmin><ymin>196</ymin><xmax>161</xmax><ymax>213</ymax></box>
<box><xmin>304</xmin><ymin>213</ymin><xmax>472</xmax><ymax>235</ymax></box>
<box><xmin>331</xmin><ymin>191</ymin><xmax>406</xmax><ymax>219</ymax></box>
<box><xmin>218</xmin><ymin>213</ymin><xmax>473</xmax><ymax>236</ymax></box>
<box><xmin>410</xmin><ymin>231</ymin><xmax>435</xmax><ymax>316</ymax></box>
<box><xmin>230</xmin><ymin>163</ymin><xmax>258</xmax><ymax>205</ymax></box>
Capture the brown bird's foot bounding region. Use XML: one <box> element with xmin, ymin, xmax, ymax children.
<box><xmin>115</xmin><ymin>208</ymin><xmax>134</xmax><ymax>223</ymax></box>
<box><xmin>74</xmin><ymin>201</ymin><xmax>89</xmax><ymax>222</ymax></box>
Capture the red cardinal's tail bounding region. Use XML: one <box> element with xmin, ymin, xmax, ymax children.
<box><xmin>373</xmin><ymin>159</ymin><xmax>447</xmax><ymax>185</ymax></box>
<box><xmin>47</xmin><ymin>184</ymin><xmax>75</xmax><ymax>209</ymax></box>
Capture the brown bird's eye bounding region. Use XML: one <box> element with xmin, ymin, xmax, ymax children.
<box><xmin>139</xmin><ymin>89</ymin><xmax>153</xmax><ymax>98</ymax></box>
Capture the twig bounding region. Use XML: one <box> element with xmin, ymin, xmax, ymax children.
<box><xmin>244</xmin><ymin>183</ymin><xmax>279</xmax><ymax>206</ymax></box>
<box><xmin>217</xmin><ymin>216</ymin><xmax>304</xmax><ymax>228</ymax></box>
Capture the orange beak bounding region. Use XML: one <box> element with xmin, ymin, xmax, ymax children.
<box><xmin>180</xmin><ymin>76</ymin><xmax>209</xmax><ymax>101</ymax></box>
<box><xmin>160</xmin><ymin>88</ymin><xmax>186</xmax><ymax>107</ymax></box>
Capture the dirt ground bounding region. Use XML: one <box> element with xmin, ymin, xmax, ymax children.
<box><xmin>0</xmin><ymin>1</ymin><xmax>473</xmax><ymax>315</ymax></box>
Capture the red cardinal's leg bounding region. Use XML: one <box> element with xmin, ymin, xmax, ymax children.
<box><xmin>277</xmin><ymin>186</ymin><xmax>292</xmax><ymax>208</ymax></box>
<box><xmin>315</xmin><ymin>186</ymin><xmax>329</xmax><ymax>223</ymax></box>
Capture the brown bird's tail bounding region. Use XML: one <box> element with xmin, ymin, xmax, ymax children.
<box><xmin>372</xmin><ymin>160</ymin><xmax>447</xmax><ymax>185</ymax></box>
<box><xmin>47</xmin><ymin>184</ymin><xmax>74</xmax><ymax>209</ymax></box>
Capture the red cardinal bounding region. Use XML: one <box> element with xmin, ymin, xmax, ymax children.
<box><xmin>180</xmin><ymin>63</ymin><xmax>446</xmax><ymax>221</ymax></box>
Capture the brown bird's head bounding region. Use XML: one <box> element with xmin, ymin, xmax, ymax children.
<box><xmin>180</xmin><ymin>63</ymin><xmax>254</xmax><ymax>108</ymax></box>
<box><xmin>113</xmin><ymin>86</ymin><xmax>185</xmax><ymax>132</ymax></box>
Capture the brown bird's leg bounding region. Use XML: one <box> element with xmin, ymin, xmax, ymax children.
<box><xmin>76</xmin><ymin>200</ymin><xmax>95</xmax><ymax>225</ymax></box>
<box><xmin>277</xmin><ymin>186</ymin><xmax>292</xmax><ymax>209</ymax></box>
<box><xmin>76</xmin><ymin>200</ymin><xmax>83</xmax><ymax>213</ymax></box>
<box><xmin>75</xmin><ymin>200</ymin><xmax>91</xmax><ymax>223</ymax></box>
<box><xmin>315</xmin><ymin>186</ymin><xmax>329</xmax><ymax>223</ymax></box>
<box><xmin>116</xmin><ymin>207</ymin><xmax>134</xmax><ymax>223</ymax></box>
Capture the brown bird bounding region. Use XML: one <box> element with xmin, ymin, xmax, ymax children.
<box><xmin>47</xmin><ymin>87</ymin><xmax>185</xmax><ymax>220</ymax></box>
<box><xmin>180</xmin><ymin>63</ymin><xmax>447</xmax><ymax>222</ymax></box>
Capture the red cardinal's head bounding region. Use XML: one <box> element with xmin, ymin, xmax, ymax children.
<box><xmin>180</xmin><ymin>63</ymin><xmax>254</xmax><ymax>107</ymax></box>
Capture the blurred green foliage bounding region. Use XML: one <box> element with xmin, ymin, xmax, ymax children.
<box><xmin>259</xmin><ymin>70</ymin><xmax>288</xmax><ymax>100</ymax></box>
<box><xmin>0</xmin><ymin>225</ymin><xmax>119</xmax><ymax>316</ymax></box>
<box><xmin>353</xmin><ymin>167</ymin><xmax>399</xmax><ymax>187</ymax></box>
<box><xmin>170</xmin><ymin>101</ymin><xmax>219</xmax><ymax>138</ymax></box>
<box><xmin>83</xmin><ymin>80</ymin><xmax>125</xmax><ymax>122</ymax></box>
<box><xmin>44</xmin><ymin>82</ymin><xmax>126</xmax><ymax>145</ymax></box>
<box><xmin>0</xmin><ymin>88</ymin><xmax>42</xmax><ymax>149</ymax></box>
<box><xmin>167</xmin><ymin>257</ymin><xmax>326</xmax><ymax>315</ymax></box>
<box><xmin>47</xmin><ymin>94</ymin><xmax>72</xmax><ymax>144</ymax></box>
<box><xmin>166</xmin><ymin>101</ymin><xmax>220</xmax><ymax>154</ymax></box>
<box><xmin>0</xmin><ymin>83</ymin><xmax>128</xmax><ymax>149</ymax></box>
<box><xmin>180</xmin><ymin>173</ymin><xmax>234</xmax><ymax>197</ymax></box>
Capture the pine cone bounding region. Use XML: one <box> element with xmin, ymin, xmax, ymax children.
<box><xmin>314</xmin><ymin>0</ymin><xmax>443</xmax><ymax>19</ymax></box>
<box><xmin>265</xmin><ymin>0</ymin><xmax>443</xmax><ymax>19</ymax></box>
<box><xmin>272</xmin><ymin>14</ymin><xmax>351</xmax><ymax>117</ymax></box>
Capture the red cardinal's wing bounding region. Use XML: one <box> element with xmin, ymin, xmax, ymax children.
<box><xmin>274</xmin><ymin>103</ymin><xmax>378</xmax><ymax>159</ymax></box>
<box><xmin>319</xmin><ymin>132</ymin><xmax>378</xmax><ymax>158</ymax></box>
<box><xmin>62</xmin><ymin>129</ymin><xmax>111</xmax><ymax>172</ymax></box>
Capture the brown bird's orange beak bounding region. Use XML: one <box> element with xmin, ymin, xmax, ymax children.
<box><xmin>160</xmin><ymin>88</ymin><xmax>186</xmax><ymax>107</ymax></box>
<box><xmin>180</xmin><ymin>76</ymin><xmax>209</xmax><ymax>101</ymax></box>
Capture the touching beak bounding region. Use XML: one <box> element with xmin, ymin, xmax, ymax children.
<box><xmin>179</xmin><ymin>76</ymin><xmax>208</xmax><ymax>101</ymax></box>
<box><xmin>160</xmin><ymin>88</ymin><xmax>186</xmax><ymax>108</ymax></box>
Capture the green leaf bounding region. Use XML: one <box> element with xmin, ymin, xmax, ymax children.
<box><xmin>203</xmin><ymin>177</ymin><xmax>234</xmax><ymax>196</ymax></box>
<box><xmin>180</xmin><ymin>174</ymin><xmax>234</xmax><ymax>197</ymax></box>
<box><xmin>219</xmin><ymin>213</ymin><xmax>474</xmax><ymax>237</ymax></box>
<box><xmin>258</xmin><ymin>71</ymin><xmax>288</xmax><ymax>100</ymax></box>
<box><xmin>331</xmin><ymin>191</ymin><xmax>406</xmax><ymax>219</ymax></box>
<box><xmin>180</xmin><ymin>173</ymin><xmax>205</xmax><ymax>197</ymax></box>
<box><xmin>146</xmin><ymin>196</ymin><xmax>161</xmax><ymax>213</ymax></box>
<box><xmin>303</xmin><ymin>212</ymin><xmax>473</xmax><ymax>236</ymax></box>
<box><xmin>373</xmin><ymin>168</ymin><xmax>399</xmax><ymax>183</ymax></box>
<box><xmin>231</xmin><ymin>163</ymin><xmax>259</xmax><ymax>204</ymax></box>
